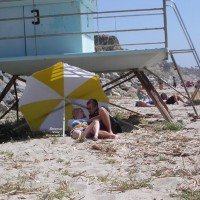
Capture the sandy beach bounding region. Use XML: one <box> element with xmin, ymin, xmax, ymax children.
<box><xmin>0</xmin><ymin>88</ymin><xmax>200</xmax><ymax>200</ymax></box>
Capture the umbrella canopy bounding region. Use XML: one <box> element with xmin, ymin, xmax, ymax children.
<box><xmin>19</xmin><ymin>62</ymin><xmax>108</xmax><ymax>136</ymax></box>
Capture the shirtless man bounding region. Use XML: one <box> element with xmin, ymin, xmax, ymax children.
<box><xmin>86</xmin><ymin>99</ymin><xmax>120</xmax><ymax>139</ymax></box>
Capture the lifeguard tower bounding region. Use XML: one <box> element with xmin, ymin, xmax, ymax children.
<box><xmin>0</xmin><ymin>0</ymin><xmax>199</xmax><ymax>121</ymax></box>
<box><xmin>0</xmin><ymin>0</ymin><xmax>96</xmax><ymax>58</ymax></box>
<box><xmin>0</xmin><ymin>0</ymin><xmax>168</xmax><ymax>75</ymax></box>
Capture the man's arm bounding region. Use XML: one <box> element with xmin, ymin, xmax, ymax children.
<box><xmin>88</xmin><ymin>115</ymin><xmax>100</xmax><ymax>124</ymax></box>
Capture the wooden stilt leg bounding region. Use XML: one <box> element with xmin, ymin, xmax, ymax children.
<box><xmin>0</xmin><ymin>75</ymin><xmax>18</xmax><ymax>102</ymax></box>
<box><xmin>0</xmin><ymin>75</ymin><xmax>19</xmax><ymax>121</ymax></box>
<box><xmin>134</xmin><ymin>70</ymin><xmax>173</xmax><ymax>122</ymax></box>
<box><xmin>191</xmin><ymin>84</ymin><xmax>200</xmax><ymax>101</ymax></box>
<box><xmin>0</xmin><ymin>101</ymin><xmax>18</xmax><ymax>120</ymax></box>
<box><xmin>13</xmin><ymin>80</ymin><xmax>19</xmax><ymax>122</ymax></box>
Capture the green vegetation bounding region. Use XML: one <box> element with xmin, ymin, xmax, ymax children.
<box><xmin>0</xmin><ymin>150</ymin><xmax>14</xmax><ymax>158</ymax></box>
<box><xmin>1</xmin><ymin>172</ymin><xmax>75</xmax><ymax>199</ymax></box>
<box><xmin>162</xmin><ymin>121</ymin><xmax>185</xmax><ymax>131</ymax></box>
<box><xmin>0</xmin><ymin>117</ymin><xmax>66</xmax><ymax>143</ymax></box>
<box><xmin>57</xmin><ymin>158</ymin><xmax>65</xmax><ymax>163</ymax></box>
<box><xmin>127</xmin><ymin>167</ymin><xmax>138</xmax><ymax>175</ymax></box>
<box><xmin>158</xmin><ymin>156</ymin><xmax>168</xmax><ymax>161</ymax></box>
<box><xmin>97</xmin><ymin>175</ymin><xmax>110</xmax><ymax>182</ymax></box>
<box><xmin>38</xmin><ymin>181</ymin><xmax>75</xmax><ymax>200</ymax></box>
<box><xmin>111</xmin><ymin>179</ymin><xmax>153</xmax><ymax>191</ymax></box>
<box><xmin>0</xmin><ymin>118</ymin><xmax>45</xmax><ymax>143</ymax></box>
<box><xmin>175</xmin><ymin>190</ymin><xmax>200</xmax><ymax>200</ymax></box>
<box><xmin>50</xmin><ymin>137</ymin><xmax>58</xmax><ymax>144</ymax></box>
<box><xmin>155</xmin><ymin>121</ymin><xmax>185</xmax><ymax>132</ymax></box>
<box><xmin>106</xmin><ymin>159</ymin><xmax>117</xmax><ymax>164</ymax></box>
<box><xmin>0</xmin><ymin>172</ymin><xmax>42</xmax><ymax>195</ymax></box>
<box><xmin>61</xmin><ymin>170</ymin><xmax>71</xmax><ymax>176</ymax></box>
<box><xmin>112</xmin><ymin>112</ymin><xmax>126</xmax><ymax>119</ymax></box>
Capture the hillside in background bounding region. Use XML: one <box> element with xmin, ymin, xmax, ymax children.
<box><xmin>149</xmin><ymin>62</ymin><xmax>200</xmax><ymax>84</ymax></box>
<box><xmin>95</xmin><ymin>34</ymin><xmax>200</xmax><ymax>84</ymax></box>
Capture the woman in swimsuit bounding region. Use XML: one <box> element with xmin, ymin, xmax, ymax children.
<box><xmin>68</xmin><ymin>108</ymin><xmax>99</xmax><ymax>141</ymax></box>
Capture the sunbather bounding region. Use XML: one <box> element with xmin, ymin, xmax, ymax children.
<box><xmin>135</xmin><ymin>100</ymin><xmax>155</xmax><ymax>107</ymax></box>
<box><xmin>160</xmin><ymin>93</ymin><xmax>184</xmax><ymax>104</ymax></box>
<box><xmin>68</xmin><ymin>108</ymin><xmax>99</xmax><ymax>141</ymax></box>
<box><xmin>86</xmin><ymin>99</ymin><xmax>121</xmax><ymax>139</ymax></box>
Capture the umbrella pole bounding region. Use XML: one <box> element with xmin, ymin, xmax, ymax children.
<box><xmin>62</xmin><ymin>100</ymin><xmax>66</xmax><ymax>137</ymax></box>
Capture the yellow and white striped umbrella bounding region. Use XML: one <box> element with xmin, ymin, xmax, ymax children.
<box><xmin>19</xmin><ymin>62</ymin><xmax>108</xmax><ymax>136</ymax></box>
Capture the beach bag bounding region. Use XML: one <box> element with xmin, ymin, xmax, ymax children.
<box><xmin>110</xmin><ymin>116</ymin><xmax>122</xmax><ymax>134</ymax></box>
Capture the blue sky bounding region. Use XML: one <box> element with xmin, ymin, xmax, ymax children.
<box><xmin>96</xmin><ymin>0</ymin><xmax>200</xmax><ymax>68</ymax></box>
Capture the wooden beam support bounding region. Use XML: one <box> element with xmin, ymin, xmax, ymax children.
<box><xmin>0</xmin><ymin>75</ymin><xmax>19</xmax><ymax>121</ymax></box>
<box><xmin>104</xmin><ymin>74</ymin><xmax>136</xmax><ymax>92</ymax></box>
<box><xmin>0</xmin><ymin>101</ymin><xmax>18</xmax><ymax>120</ymax></box>
<box><xmin>102</xmin><ymin>70</ymin><xmax>135</xmax><ymax>88</ymax></box>
<box><xmin>17</xmin><ymin>76</ymin><xmax>26</xmax><ymax>83</ymax></box>
<box><xmin>170</xmin><ymin>52</ymin><xmax>199</xmax><ymax>117</ymax></box>
<box><xmin>144</xmin><ymin>67</ymin><xmax>189</xmax><ymax>99</ymax></box>
<box><xmin>191</xmin><ymin>83</ymin><xmax>200</xmax><ymax>101</ymax></box>
<box><xmin>109</xmin><ymin>102</ymin><xmax>142</xmax><ymax>116</ymax></box>
<box><xmin>134</xmin><ymin>70</ymin><xmax>173</xmax><ymax>122</ymax></box>
<box><xmin>13</xmin><ymin>81</ymin><xmax>19</xmax><ymax>122</ymax></box>
<box><xmin>0</xmin><ymin>75</ymin><xmax>18</xmax><ymax>103</ymax></box>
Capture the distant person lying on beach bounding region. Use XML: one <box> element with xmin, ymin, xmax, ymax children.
<box><xmin>160</xmin><ymin>93</ymin><xmax>184</xmax><ymax>104</ymax></box>
<box><xmin>135</xmin><ymin>101</ymin><xmax>155</xmax><ymax>107</ymax></box>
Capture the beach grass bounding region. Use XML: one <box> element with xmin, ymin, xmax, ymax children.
<box><xmin>176</xmin><ymin>190</ymin><xmax>200</xmax><ymax>200</ymax></box>
<box><xmin>155</xmin><ymin>121</ymin><xmax>185</xmax><ymax>132</ymax></box>
<box><xmin>0</xmin><ymin>118</ymin><xmax>45</xmax><ymax>143</ymax></box>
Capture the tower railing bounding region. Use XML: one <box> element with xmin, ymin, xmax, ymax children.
<box><xmin>166</xmin><ymin>0</ymin><xmax>200</xmax><ymax>68</ymax></box>
<box><xmin>0</xmin><ymin>1</ymin><xmax>168</xmax><ymax>53</ymax></box>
